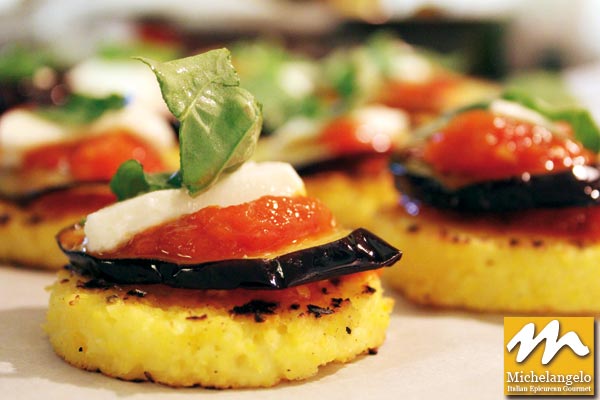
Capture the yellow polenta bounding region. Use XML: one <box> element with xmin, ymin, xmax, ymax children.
<box><xmin>46</xmin><ymin>269</ymin><xmax>393</xmax><ymax>388</ymax></box>
<box><xmin>0</xmin><ymin>184</ymin><xmax>114</xmax><ymax>270</ymax></box>
<box><xmin>0</xmin><ymin>200</ymin><xmax>71</xmax><ymax>268</ymax></box>
<box><xmin>305</xmin><ymin>171</ymin><xmax>397</xmax><ymax>229</ymax></box>
<box><xmin>371</xmin><ymin>206</ymin><xmax>600</xmax><ymax>314</ymax></box>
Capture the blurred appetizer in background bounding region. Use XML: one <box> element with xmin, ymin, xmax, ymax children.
<box><xmin>322</xmin><ymin>33</ymin><xmax>500</xmax><ymax>125</ymax></box>
<box><xmin>0</xmin><ymin>91</ymin><xmax>178</xmax><ymax>269</ymax></box>
<box><xmin>374</xmin><ymin>90</ymin><xmax>600</xmax><ymax>313</ymax></box>
<box><xmin>66</xmin><ymin>40</ymin><xmax>183</xmax><ymax>116</ymax></box>
<box><xmin>252</xmin><ymin>33</ymin><xmax>498</xmax><ymax>228</ymax></box>
<box><xmin>231</xmin><ymin>40</ymin><xmax>326</xmax><ymax>134</ymax></box>
<box><xmin>0</xmin><ymin>44</ymin><xmax>63</xmax><ymax>113</ymax></box>
<box><xmin>46</xmin><ymin>49</ymin><xmax>401</xmax><ymax>388</ymax></box>
<box><xmin>255</xmin><ymin>104</ymin><xmax>409</xmax><ymax>228</ymax></box>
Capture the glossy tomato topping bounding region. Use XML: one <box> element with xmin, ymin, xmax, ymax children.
<box><xmin>29</xmin><ymin>186</ymin><xmax>116</xmax><ymax>219</ymax></box>
<box><xmin>379</xmin><ymin>75</ymin><xmax>460</xmax><ymax>114</ymax></box>
<box><xmin>101</xmin><ymin>195</ymin><xmax>336</xmax><ymax>264</ymax></box>
<box><xmin>22</xmin><ymin>131</ymin><xmax>166</xmax><ymax>181</ymax></box>
<box><xmin>320</xmin><ymin>117</ymin><xmax>395</xmax><ymax>156</ymax></box>
<box><xmin>423</xmin><ymin>109</ymin><xmax>594</xmax><ymax>181</ymax></box>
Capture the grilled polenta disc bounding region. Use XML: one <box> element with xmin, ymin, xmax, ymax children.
<box><xmin>0</xmin><ymin>184</ymin><xmax>114</xmax><ymax>269</ymax></box>
<box><xmin>46</xmin><ymin>269</ymin><xmax>393</xmax><ymax>388</ymax></box>
<box><xmin>46</xmin><ymin>50</ymin><xmax>401</xmax><ymax>389</ymax></box>
<box><xmin>373</xmin><ymin>205</ymin><xmax>600</xmax><ymax>314</ymax></box>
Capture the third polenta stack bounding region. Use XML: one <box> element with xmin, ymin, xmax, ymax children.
<box><xmin>373</xmin><ymin>91</ymin><xmax>600</xmax><ymax>313</ymax></box>
<box><xmin>45</xmin><ymin>49</ymin><xmax>401</xmax><ymax>388</ymax></box>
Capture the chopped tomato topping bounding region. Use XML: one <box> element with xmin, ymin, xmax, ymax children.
<box><xmin>423</xmin><ymin>109</ymin><xmax>594</xmax><ymax>181</ymax></box>
<box><xmin>102</xmin><ymin>195</ymin><xmax>336</xmax><ymax>264</ymax></box>
<box><xmin>379</xmin><ymin>75</ymin><xmax>459</xmax><ymax>114</ymax></box>
<box><xmin>22</xmin><ymin>131</ymin><xmax>166</xmax><ymax>181</ymax></box>
<box><xmin>30</xmin><ymin>187</ymin><xmax>116</xmax><ymax>220</ymax></box>
<box><xmin>320</xmin><ymin>117</ymin><xmax>394</xmax><ymax>156</ymax></box>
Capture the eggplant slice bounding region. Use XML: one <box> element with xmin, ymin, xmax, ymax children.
<box><xmin>57</xmin><ymin>224</ymin><xmax>401</xmax><ymax>290</ymax></box>
<box><xmin>391</xmin><ymin>157</ymin><xmax>600</xmax><ymax>212</ymax></box>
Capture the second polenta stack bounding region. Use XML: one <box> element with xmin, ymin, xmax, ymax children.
<box><xmin>373</xmin><ymin>92</ymin><xmax>600</xmax><ymax>314</ymax></box>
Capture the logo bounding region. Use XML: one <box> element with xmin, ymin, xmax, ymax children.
<box><xmin>504</xmin><ymin>317</ymin><xmax>594</xmax><ymax>396</ymax></box>
<box><xmin>507</xmin><ymin>319</ymin><xmax>590</xmax><ymax>364</ymax></box>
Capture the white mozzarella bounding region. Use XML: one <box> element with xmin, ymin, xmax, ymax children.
<box><xmin>84</xmin><ymin>162</ymin><xmax>305</xmax><ymax>253</ymax></box>
<box><xmin>67</xmin><ymin>57</ymin><xmax>169</xmax><ymax>115</ymax></box>
<box><xmin>90</xmin><ymin>104</ymin><xmax>176</xmax><ymax>150</ymax></box>
<box><xmin>389</xmin><ymin>53</ymin><xmax>433</xmax><ymax>83</ymax></box>
<box><xmin>0</xmin><ymin>109</ymin><xmax>72</xmax><ymax>167</ymax></box>
<box><xmin>490</xmin><ymin>99</ymin><xmax>552</xmax><ymax>127</ymax></box>
<box><xmin>352</xmin><ymin>105</ymin><xmax>410</xmax><ymax>151</ymax></box>
<box><xmin>0</xmin><ymin>104</ymin><xmax>175</xmax><ymax>168</ymax></box>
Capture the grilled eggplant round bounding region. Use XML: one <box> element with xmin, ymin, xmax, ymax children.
<box><xmin>391</xmin><ymin>155</ymin><xmax>600</xmax><ymax>212</ymax></box>
<box><xmin>57</xmin><ymin>223</ymin><xmax>401</xmax><ymax>290</ymax></box>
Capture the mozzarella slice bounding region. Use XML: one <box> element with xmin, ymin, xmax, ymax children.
<box><xmin>0</xmin><ymin>104</ymin><xmax>175</xmax><ymax>168</ymax></box>
<box><xmin>490</xmin><ymin>99</ymin><xmax>553</xmax><ymax>127</ymax></box>
<box><xmin>352</xmin><ymin>105</ymin><xmax>410</xmax><ymax>151</ymax></box>
<box><xmin>0</xmin><ymin>109</ymin><xmax>73</xmax><ymax>167</ymax></box>
<box><xmin>90</xmin><ymin>104</ymin><xmax>176</xmax><ymax>151</ymax></box>
<box><xmin>84</xmin><ymin>162</ymin><xmax>305</xmax><ymax>253</ymax></box>
<box><xmin>389</xmin><ymin>52</ymin><xmax>433</xmax><ymax>83</ymax></box>
<box><xmin>67</xmin><ymin>57</ymin><xmax>169</xmax><ymax>115</ymax></box>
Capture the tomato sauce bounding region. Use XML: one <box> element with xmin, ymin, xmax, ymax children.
<box><xmin>423</xmin><ymin>109</ymin><xmax>593</xmax><ymax>181</ymax></box>
<box><xmin>101</xmin><ymin>195</ymin><xmax>336</xmax><ymax>264</ymax></box>
<box><xmin>22</xmin><ymin>131</ymin><xmax>166</xmax><ymax>181</ymax></box>
<box><xmin>319</xmin><ymin>115</ymin><xmax>398</xmax><ymax>156</ymax></box>
<box><xmin>30</xmin><ymin>186</ymin><xmax>116</xmax><ymax>219</ymax></box>
<box><xmin>379</xmin><ymin>75</ymin><xmax>460</xmax><ymax>114</ymax></box>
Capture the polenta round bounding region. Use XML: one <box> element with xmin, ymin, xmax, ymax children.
<box><xmin>371</xmin><ymin>205</ymin><xmax>600</xmax><ymax>314</ymax></box>
<box><xmin>0</xmin><ymin>184</ymin><xmax>114</xmax><ymax>269</ymax></box>
<box><xmin>46</xmin><ymin>269</ymin><xmax>393</xmax><ymax>388</ymax></box>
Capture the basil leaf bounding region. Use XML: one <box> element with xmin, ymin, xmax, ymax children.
<box><xmin>0</xmin><ymin>44</ymin><xmax>57</xmax><ymax>81</ymax></box>
<box><xmin>503</xmin><ymin>71</ymin><xmax>579</xmax><ymax>108</ymax></box>
<box><xmin>36</xmin><ymin>93</ymin><xmax>126</xmax><ymax>126</ymax></box>
<box><xmin>503</xmin><ymin>89</ymin><xmax>600</xmax><ymax>152</ymax></box>
<box><xmin>110</xmin><ymin>160</ymin><xmax>180</xmax><ymax>201</ymax></box>
<box><xmin>139</xmin><ymin>49</ymin><xmax>262</xmax><ymax>195</ymax></box>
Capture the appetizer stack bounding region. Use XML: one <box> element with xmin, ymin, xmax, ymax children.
<box><xmin>0</xmin><ymin>92</ymin><xmax>177</xmax><ymax>269</ymax></box>
<box><xmin>251</xmin><ymin>34</ymin><xmax>499</xmax><ymax>228</ymax></box>
<box><xmin>45</xmin><ymin>49</ymin><xmax>401</xmax><ymax>388</ymax></box>
<box><xmin>375</xmin><ymin>92</ymin><xmax>600</xmax><ymax>313</ymax></box>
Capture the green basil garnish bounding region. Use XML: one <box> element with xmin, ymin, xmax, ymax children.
<box><xmin>502</xmin><ymin>90</ymin><xmax>600</xmax><ymax>152</ymax></box>
<box><xmin>36</xmin><ymin>93</ymin><xmax>126</xmax><ymax>126</ymax></box>
<box><xmin>109</xmin><ymin>48</ymin><xmax>262</xmax><ymax>200</ymax></box>
<box><xmin>110</xmin><ymin>160</ymin><xmax>181</xmax><ymax>201</ymax></box>
<box><xmin>138</xmin><ymin>49</ymin><xmax>262</xmax><ymax>195</ymax></box>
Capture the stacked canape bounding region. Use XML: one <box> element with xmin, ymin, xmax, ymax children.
<box><xmin>373</xmin><ymin>91</ymin><xmax>600</xmax><ymax>313</ymax></box>
<box><xmin>253</xmin><ymin>34</ymin><xmax>499</xmax><ymax>229</ymax></box>
<box><xmin>255</xmin><ymin>104</ymin><xmax>409</xmax><ymax>228</ymax></box>
<box><xmin>0</xmin><ymin>92</ymin><xmax>178</xmax><ymax>269</ymax></box>
<box><xmin>46</xmin><ymin>49</ymin><xmax>401</xmax><ymax>388</ymax></box>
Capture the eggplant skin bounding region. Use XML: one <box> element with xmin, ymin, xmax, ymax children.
<box><xmin>57</xmin><ymin>227</ymin><xmax>401</xmax><ymax>290</ymax></box>
<box><xmin>391</xmin><ymin>159</ymin><xmax>600</xmax><ymax>212</ymax></box>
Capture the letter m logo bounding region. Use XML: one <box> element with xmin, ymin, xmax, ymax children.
<box><xmin>506</xmin><ymin>319</ymin><xmax>590</xmax><ymax>365</ymax></box>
